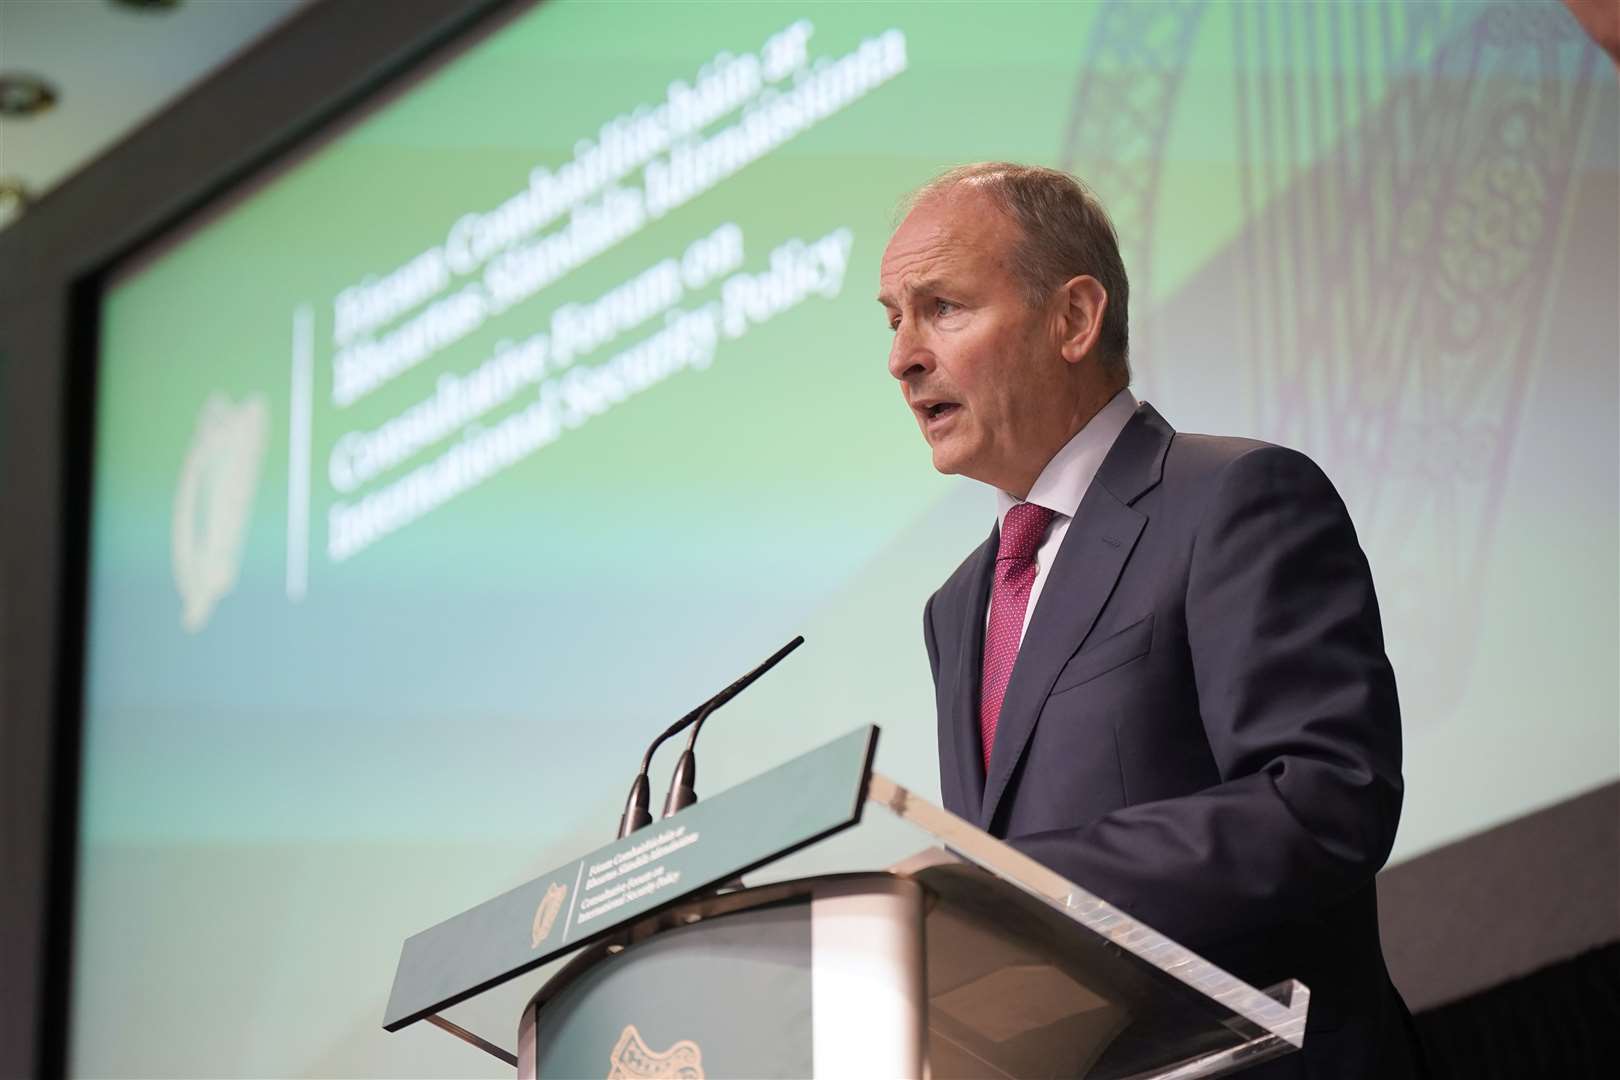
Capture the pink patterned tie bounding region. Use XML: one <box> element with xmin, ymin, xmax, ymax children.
<box><xmin>979</xmin><ymin>502</ymin><xmax>1055</xmax><ymax>771</ymax></box>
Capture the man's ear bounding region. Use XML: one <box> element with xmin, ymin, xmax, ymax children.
<box><xmin>1058</xmin><ymin>275</ymin><xmax>1108</xmax><ymax>365</ymax></box>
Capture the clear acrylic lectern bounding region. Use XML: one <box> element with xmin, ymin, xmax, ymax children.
<box><xmin>385</xmin><ymin>726</ymin><xmax>1308</xmax><ymax>1078</ymax></box>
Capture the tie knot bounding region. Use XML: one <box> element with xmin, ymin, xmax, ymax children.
<box><xmin>998</xmin><ymin>502</ymin><xmax>1054</xmax><ymax>562</ymax></box>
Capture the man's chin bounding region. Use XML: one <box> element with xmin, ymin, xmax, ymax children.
<box><xmin>929</xmin><ymin>445</ymin><xmax>969</xmax><ymax>477</ymax></box>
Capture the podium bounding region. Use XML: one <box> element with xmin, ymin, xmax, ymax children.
<box><xmin>385</xmin><ymin>727</ymin><xmax>1309</xmax><ymax>1078</ymax></box>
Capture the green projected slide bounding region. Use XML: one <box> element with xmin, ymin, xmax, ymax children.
<box><xmin>74</xmin><ymin>2</ymin><xmax>1617</xmax><ymax>1075</ymax></box>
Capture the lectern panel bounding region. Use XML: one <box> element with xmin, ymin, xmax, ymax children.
<box><xmin>519</xmin><ymin>875</ymin><xmax>928</xmax><ymax>1078</ymax></box>
<box><xmin>534</xmin><ymin>902</ymin><xmax>814</xmax><ymax>1080</ymax></box>
<box><xmin>384</xmin><ymin>725</ymin><xmax>876</xmax><ymax>1032</ymax></box>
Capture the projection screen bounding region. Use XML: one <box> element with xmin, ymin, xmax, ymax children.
<box><xmin>72</xmin><ymin>1</ymin><xmax>1617</xmax><ymax>1075</ymax></box>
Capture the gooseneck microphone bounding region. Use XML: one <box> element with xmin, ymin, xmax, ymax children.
<box><xmin>659</xmin><ymin>635</ymin><xmax>804</xmax><ymax>819</ymax></box>
<box><xmin>618</xmin><ymin>711</ymin><xmax>698</xmax><ymax>839</ymax></box>
<box><xmin>616</xmin><ymin>635</ymin><xmax>805</xmax><ymax>838</ymax></box>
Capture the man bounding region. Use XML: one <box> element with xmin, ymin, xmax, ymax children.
<box><xmin>879</xmin><ymin>163</ymin><xmax>1424</xmax><ymax>1078</ymax></box>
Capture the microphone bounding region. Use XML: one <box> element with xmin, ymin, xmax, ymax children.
<box><xmin>615</xmin><ymin>635</ymin><xmax>804</xmax><ymax>838</ymax></box>
<box><xmin>660</xmin><ymin>636</ymin><xmax>804</xmax><ymax>819</ymax></box>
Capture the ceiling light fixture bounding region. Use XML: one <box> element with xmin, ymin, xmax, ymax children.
<box><xmin>0</xmin><ymin>74</ymin><xmax>59</xmax><ymax>118</ymax></box>
<box><xmin>0</xmin><ymin>177</ymin><xmax>34</xmax><ymax>227</ymax></box>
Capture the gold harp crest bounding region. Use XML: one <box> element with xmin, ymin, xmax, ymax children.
<box><xmin>530</xmin><ymin>881</ymin><xmax>567</xmax><ymax>949</ymax></box>
<box><xmin>607</xmin><ymin>1024</ymin><xmax>704</xmax><ymax>1079</ymax></box>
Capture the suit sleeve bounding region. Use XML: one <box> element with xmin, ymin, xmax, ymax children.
<box><xmin>1010</xmin><ymin>445</ymin><xmax>1404</xmax><ymax>947</ymax></box>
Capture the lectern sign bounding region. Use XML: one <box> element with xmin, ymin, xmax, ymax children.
<box><xmin>382</xmin><ymin>725</ymin><xmax>878</xmax><ymax>1031</ymax></box>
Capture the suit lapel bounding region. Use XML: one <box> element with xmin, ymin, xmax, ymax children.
<box><xmin>978</xmin><ymin>403</ymin><xmax>1173</xmax><ymax>831</ymax></box>
<box><xmin>941</xmin><ymin>530</ymin><xmax>997</xmax><ymax>815</ymax></box>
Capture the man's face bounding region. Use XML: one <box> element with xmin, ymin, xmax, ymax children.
<box><xmin>878</xmin><ymin>189</ymin><xmax>1072</xmax><ymax>495</ymax></box>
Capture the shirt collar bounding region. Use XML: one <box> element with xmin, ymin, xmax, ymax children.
<box><xmin>995</xmin><ymin>387</ymin><xmax>1138</xmax><ymax>526</ymax></box>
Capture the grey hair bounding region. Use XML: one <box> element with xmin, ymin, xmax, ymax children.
<box><xmin>907</xmin><ymin>162</ymin><xmax>1131</xmax><ymax>384</ymax></box>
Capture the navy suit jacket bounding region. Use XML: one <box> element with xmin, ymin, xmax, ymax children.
<box><xmin>923</xmin><ymin>403</ymin><xmax>1423</xmax><ymax>1079</ymax></box>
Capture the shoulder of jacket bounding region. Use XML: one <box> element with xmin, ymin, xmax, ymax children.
<box><xmin>1165</xmin><ymin>432</ymin><xmax>1326</xmax><ymax>482</ymax></box>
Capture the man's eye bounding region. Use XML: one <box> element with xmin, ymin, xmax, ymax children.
<box><xmin>888</xmin><ymin>315</ymin><xmax>901</xmax><ymax>332</ymax></box>
<box><xmin>934</xmin><ymin>299</ymin><xmax>958</xmax><ymax>316</ymax></box>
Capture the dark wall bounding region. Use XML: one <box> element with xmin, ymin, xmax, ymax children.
<box><xmin>1380</xmin><ymin>781</ymin><xmax>1620</xmax><ymax>1011</ymax></box>
<box><xmin>0</xmin><ymin>3</ymin><xmax>519</xmax><ymax>1074</ymax></box>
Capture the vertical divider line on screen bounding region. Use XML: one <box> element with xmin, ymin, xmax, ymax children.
<box><xmin>287</xmin><ymin>304</ymin><xmax>314</xmax><ymax>600</ymax></box>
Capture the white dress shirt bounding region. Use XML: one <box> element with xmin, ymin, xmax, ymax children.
<box><xmin>991</xmin><ymin>387</ymin><xmax>1138</xmax><ymax>645</ymax></box>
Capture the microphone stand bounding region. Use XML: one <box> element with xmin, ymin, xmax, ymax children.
<box><xmin>616</xmin><ymin>635</ymin><xmax>804</xmax><ymax>838</ymax></box>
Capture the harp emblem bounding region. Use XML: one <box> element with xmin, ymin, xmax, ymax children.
<box><xmin>607</xmin><ymin>1024</ymin><xmax>704</xmax><ymax>1079</ymax></box>
<box><xmin>530</xmin><ymin>881</ymin><xmax>567</xmax><ymax>949</ymax></box>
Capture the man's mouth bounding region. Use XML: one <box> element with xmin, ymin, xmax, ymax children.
<box><xmin>918</xmin><ymin>401</ymin><xmax>961</xmax><ymax>422</ymax></box>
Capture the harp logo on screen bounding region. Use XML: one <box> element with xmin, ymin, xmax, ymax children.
<box><xmin>530</xmin><ymin>881</ymin><xmax>568</xmax><ymax>949</ymax></box>
<box><xmin>172</xmin><ymin>392</ymin><xmax>269</xmax><ymax>633</ymax></box>
<box><xmin>607</xmin><ymin>1025</ymin><xmax>704</xmax><ymax>1080</ymax></box>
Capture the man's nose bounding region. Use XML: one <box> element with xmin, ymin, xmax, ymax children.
<box><xmin>888</xmin><ymin>327</ymin><xmax>934</xmax><ymax>382</ymax></box>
